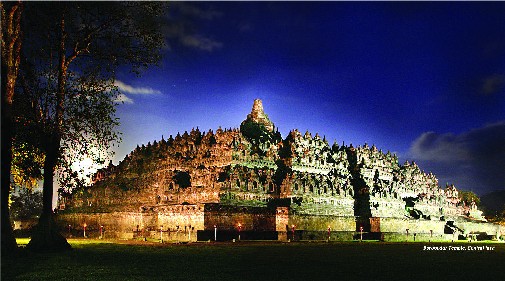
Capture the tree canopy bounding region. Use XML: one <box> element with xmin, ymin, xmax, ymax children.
<box><xmin>458</xmin><ymin>190</ymin><xmax>481</xmax><ymax>206</ymax></box>
<box><xmin>13</xmin><ymin>1</ymin><xmax>167</xmax><ymax>252</ymax></box>
<box><xmin>10</xmin><ymin>188</ymin><xmax>43</xmax><ymax>221</ymax></box>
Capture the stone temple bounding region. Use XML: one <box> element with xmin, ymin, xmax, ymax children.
<box><xmin>58</xmin><ymin>99</ymin><xmax>502</xmax><ymax>241</ymax></box>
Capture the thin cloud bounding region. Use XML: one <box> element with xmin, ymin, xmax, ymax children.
<box><xmin>174</xmin><ymin>2</ymin><xmax>223</xmax><ymax>20</ymax></box>
<box><xmin>163</xmin><ymin>3</ymin><xmax>223</xmax><ymax>52</ymax></box>
<box><xmin>114</xmin><ymin>93</ymin><xmax>134</xmax><ymax>104</ymax></box>
<box><xmin>409</xmin><ymin>121</ymin><xmax>505</xmax><ymax>194</ymax></box>
<box><xmin>114</xmin><ymin>80</ymin><xmax>161</xmax><ymax>95</ymax></box>
<box><xmin>238</xmin><ymin>22</ymin><xmax>253</xmax><ymax>32</ymax></box>
<box><xmin>410</xmin><ymin>132</ymin><xmax>469</xmax><ymax>163</ymax></box>
<box><xmin>181</xmin><ymin>35</ymin><xmax>223</xmax><ymax>52</ymax></box>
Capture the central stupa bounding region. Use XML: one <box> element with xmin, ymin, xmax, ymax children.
<box><xmin>242</xmin><ymin>99</ymin><xmax>274</xmax><ymax>131</ymax></box>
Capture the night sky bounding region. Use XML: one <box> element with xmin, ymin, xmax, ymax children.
<box><xmin>110</xmin><ymin>2</ymin><xmax>505</xmax><ymax>195</ymax></box>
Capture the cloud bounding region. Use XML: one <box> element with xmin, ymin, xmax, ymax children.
<box><xmin>164</xmin><ymin>24</ymin><xmax>223</xmax><ymax>52</ymax></box>
<box><xmin>114</xmin><ymin>93</ymin><xmax>134</xmax><ymax>104</ymax></box>
<box><xmin>180</xmin><ymin>35</ymin><xmax>223</xmax><ymax>52</ymax></box>
<box><xmin>238</xmin><ymin>22</ymin><xmax>253</xmax><ymax>32</ymax></box>
<box><xmin>174</xmin><ymin>2</ymin><xmax>223</xmax><ymax>20</ymax></box>
<box><xmin>163</xmin><ymin>3</ymin><xmax>223</xmax><ymax>52</ymax></box>
<box><xmin>409</xmin><ymin>132</ymin><xmax>470</xmax><ymax>163</ymax></box>
<box><xmin>114</xmin><ymin>80</ymin><xmax>161</xmax><ymax>95</ymax></box>
<box><xmin>113</xmin><ymin>80</ymin><xmax>161</xmax><ymax>104</ymax></box>
<box><xmin>481</xmin><ymin>74</ymin><xmax>505</xmax><ymax>95</ymax></box>
<box><xmin>409</xmin><ymin>121</ymin><xmax>505</xmax><ymax>194</ymax></box>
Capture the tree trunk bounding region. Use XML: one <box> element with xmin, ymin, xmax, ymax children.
<box><xmin>26</xmin><ymin>141</ymin><xmax>71</xmax><ymax>252</ymax></box>
<box><xmin>1</xmin><ymin>1</ymin><xmax>23</xmax><ymax>255</ymax></box>
<box><xmin>1</xmin><ymin>84</ymin><xmax>18</xmax><ymax>254</ymax></box>
<box><xmin>26</xmin><ymin>9</ymin><xmax>71</xmax><ymax>253</ymax></box>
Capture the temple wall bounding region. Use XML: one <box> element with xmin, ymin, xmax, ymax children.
<box><xmin>157</xmin><ymin>204</ymin><xmax>205</xmax><ymax>232</ymax></box>
<box><xmin>378</xmin><ymin>217</ymin><xmax>447</xmax><ymax>234</ymax></box>
<box><xmin>383</xmin><ymin>232</ymin><xmax>456</xmax><ymax>242</ymax></box>
<box><xmin>288</xmin><ymin>214</ymin><xmax>356</xmax><ymax>232</ymax></box>
<box><xmin>454</xmin><ymin>220</ymin><xmax>502</xmax><ymax>236</ymax></box>
<box><xmin>203</xmin><ymin>204</ymin><xmax>277</xmax><ymax>231</ymax></box>
<box><xmin>379</xmin><ymin>217</ymin><xmax>502</xmax><ymax>237</ymax></box>
<box><xmin>56</xmin><ymin>209</ymin><xmax>503</xmax><ymax>241</ymax></box>
<box><xmin>57</xmin><ymin>204</ymin><xmax>205</xmax><ymax>240</ymax></box>
<box><xmin>57</xmin><ymin>212</ymin><xmax>158</xmax><ymax>239</ymax></box>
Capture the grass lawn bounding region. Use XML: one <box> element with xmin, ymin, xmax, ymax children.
<box><xmin>2</xmin><ymin>239</ymin><xmax>504</xmax><ymax>281</ymax></box>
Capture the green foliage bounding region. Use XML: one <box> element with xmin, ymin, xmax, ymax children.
<box><xmin>459</xmin><ymin>190</ymin><xmax>481</xmax><ymax>206</ymax></box>
<box><xmin>18</xmin><ymin>1</ymin><xmax>166</xmax><ymax>195</ymax></box>
<box><xmin>2</xmin><ymin>1</ymin><xmax>167</xmax><ymax>252</ymax></box>
<box><xmin>10</xmin><ymin>142</ymin><xmax>44</xmax><ymax>189</ymax></box>
<box><xmin>58</xmin><ymin>76</ymin><xmax>121</xmax><ymax>193</ymax></box>
<box><xmin>9</xmin><ymin>188</ymin><xmax>43</xmax><ymax>220</ymax></box>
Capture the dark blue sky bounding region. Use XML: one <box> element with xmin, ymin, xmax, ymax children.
<box><xmin>111</xmin><ymin>2</ymin><xmax>505</xmax><ymax>195</ymax></box>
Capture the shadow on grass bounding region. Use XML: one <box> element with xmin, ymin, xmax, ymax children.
<box><xmin>2</xmin><ymin>239</ymin><xmax>504</xmax><ymax>281</ymax></box>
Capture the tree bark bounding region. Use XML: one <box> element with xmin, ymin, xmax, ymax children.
<box><xmin>26</xmin><ymin>141</ymin><xmax>71</xmax><ymax>252</ymax></box>
<box><xmin>26</xmin><ymin>8</ymin><xmax>71</xmax><ymax>253</ymax></box>
<box><xmin>1</xmin><ymin>1</ymin><xmax>23</xmax><ymax>255</ymax></box>
<box><xmin>1</xmin><ymin>76</ymin><xmax>18</xmax><ymax>255</ymax></box>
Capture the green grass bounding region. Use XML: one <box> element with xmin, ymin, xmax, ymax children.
<box><xmin>2</xmin><ymin>239</ymin><xmax>504</xmax><ymax>281</ymax></box>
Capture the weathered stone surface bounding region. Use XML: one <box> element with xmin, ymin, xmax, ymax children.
<box><xmin>288</xmin><ymin>215</ymin><xmax>355</xmax><ymax>232</ymax></box>
<box><xmin>203</xmin><ymin>204</ymin><xmax>276</xmax><ymax>231</ymax></box>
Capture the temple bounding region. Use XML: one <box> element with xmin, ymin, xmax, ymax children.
<box><xmin>58</xmin><ymin>99</ymin><xmax>502</xmax><ymax>241</ymax></box>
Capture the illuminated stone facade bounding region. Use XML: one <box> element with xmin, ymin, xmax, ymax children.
<box><xmin>59</xmin><ymin>99</ymin><xmax>501</xmax><ymax>241</ymax></box>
